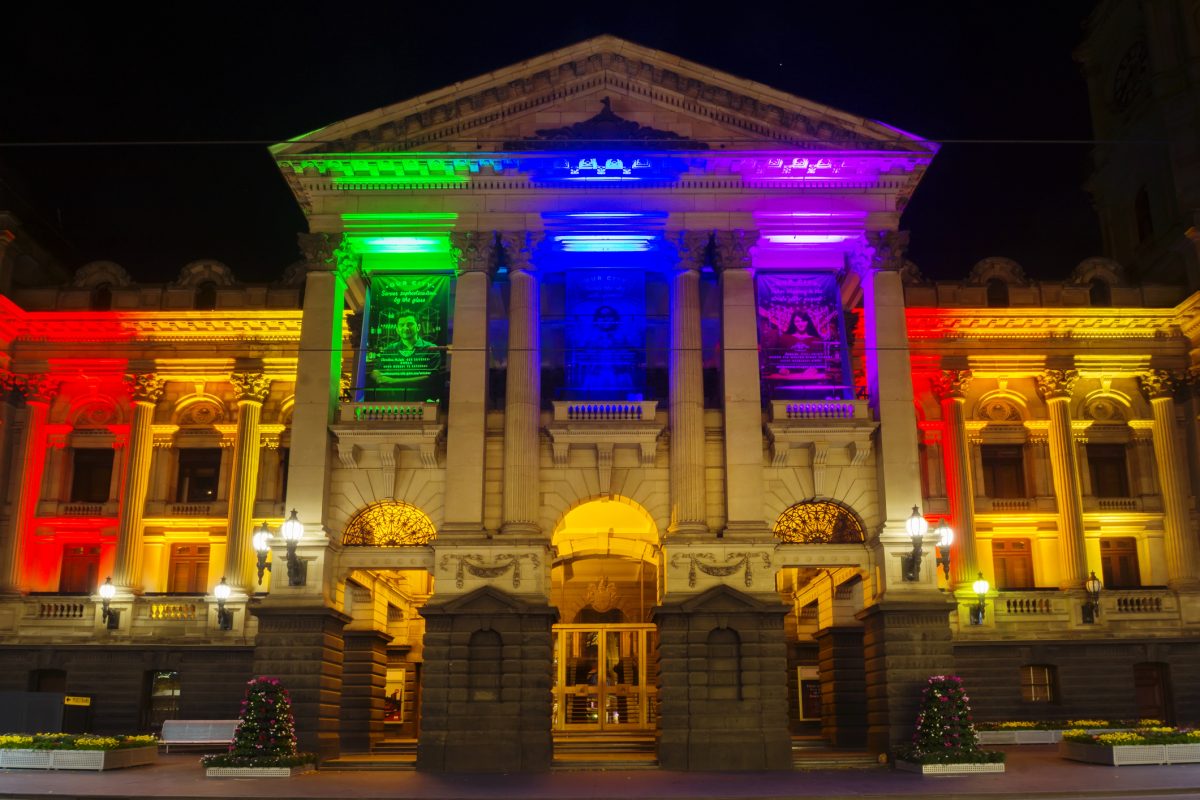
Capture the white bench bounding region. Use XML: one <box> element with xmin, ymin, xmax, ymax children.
<box><xmin>159</xmin><ymin>719</ymin><xmax>240</xmax><ymax>752</ymax></box>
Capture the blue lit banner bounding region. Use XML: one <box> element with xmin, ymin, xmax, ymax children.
<box><xmin>566</xmin><ymin>270</ymin><xmax>645</xmax><ymax>399</ymax></box>
<box><xmin>756</xmin><ymin>273</ymin><xmax>850</xmax><ymax>399</ymax></box>
<box><xmin>363</xmin><ymin>274</ymin><xmax>450</xmax><ymax>400</ymax></box>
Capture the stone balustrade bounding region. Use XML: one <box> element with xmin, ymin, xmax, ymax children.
<box><xmin>553</xmin><ymin>400</ymin><xmax>659</xmax><ymax>422</ymax></box>
<box><xmin>769</xmin><ymin>399</ymin><xmax>869</xmax><ymax>421</ymax></box>
<box><xmin>340</xmin><ymin>401</ymin><xmax>438</xmax><ymax>423</ymax></box>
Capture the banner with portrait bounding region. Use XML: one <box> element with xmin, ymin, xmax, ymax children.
<box><xmin>362</xmin><ymin>274</ymin><xmax>451</xmax><ymax>401</ymax></box>
<box><xmin>755</xmin><ymin>272</ymin><xmax>850</xmax><ymax>399</ymax></box>
<box><xmin>565</xmin><ymin>270</ymin><xmax>646</xmax><ymax>400</ymax></box>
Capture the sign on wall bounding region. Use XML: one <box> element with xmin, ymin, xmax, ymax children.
<box><xmin>755</xmin><ymin>273</ymin><xmax>850</xmax><ymax>399</ymax></box>
<box><xmin>362</xmin><ymin>274</ymin><xmax>451</xmax><ymax>400</ymax></box>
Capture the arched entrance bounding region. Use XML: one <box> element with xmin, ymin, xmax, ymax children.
<box><xmin>550</xmin><ymin>498</ymin><xmax>660</xmax><ymax>736</ymax></box>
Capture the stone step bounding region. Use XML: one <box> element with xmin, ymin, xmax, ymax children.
<box><xmin>320</xmin><ymin>754</ymin><xmax>416</xmax><ymax>771</ymax></box>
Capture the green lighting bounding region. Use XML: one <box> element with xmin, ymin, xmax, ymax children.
<box><xmin>331</xmin><ymin>175</ymin><xmax>468</xmax><ymax>186</ymax></box>
<box><xmin>360</xmin><ymin>237</ymin><xmax>449</xmax><ymax>254</ymax></box>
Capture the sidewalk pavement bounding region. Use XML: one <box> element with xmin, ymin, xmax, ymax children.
<box><xmin>2</xmin><ymin>746</ymin><xmax>1200</xmax><ymax>800</ymax></box>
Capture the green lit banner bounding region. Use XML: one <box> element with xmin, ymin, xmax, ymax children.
<box><xmin>363</xmin><ymin>274</ymin><xmax>450</xmax><ymax>400</ymax></box>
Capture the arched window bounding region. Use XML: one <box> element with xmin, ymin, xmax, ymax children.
<box><xmin>1088</xmin><ymin>278</ymin><xmax>1112</xmax><ymax>307</ymax></box>
<box><xmin>468</xmin><ymin>630</ymin><xmax>503</xmax><ymax>701</ymax></box>
<box><xmin>89</xmin><ymin>283</ymin><xmax>113</xmax><ymax>311</ymax></box>
<box><xmin>773</xmin><ymin>500</ymin><xmax>866</xmax><ymax>544</ymax></box>
<box><xmin>986</xmin><ymin>278</ymin><xmax>1009</xmax><ymax>308</ymax></box>
<box><xmin>707</xmin><ymin>627</ymin><xmax>741</xmax><ymax>700</ymax></box>
<box><xmin>342</xmin><ymin>501</ymin><xmax>437</xmax><ymax>546</ymax></box>
<box><xmin>194</xmin><ymin>281</ymin><xmax>218</xmax><ymax>310</ymax></box>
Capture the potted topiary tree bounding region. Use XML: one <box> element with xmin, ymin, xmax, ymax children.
<box><xmin>202</xmin><ymin>676</ymin><xmax>316</xmax><ymax>777</ymax></box>
<box><xmin>895</xmin><ymin>675</ymin><xmax>1006</xmax><ymax>774</ymax></box>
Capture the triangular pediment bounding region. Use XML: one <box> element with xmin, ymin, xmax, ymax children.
<box><xmin>272</xmin><ymin>36</ymin><xmax>932</xmax><ymax>157</ymax></box>
<box><xmin>423</xmin><ymin>585</ymin><xmax>538</xmax><ymax>615</ymax></box>
<box><xmin>676</xmin><ymin>584</ymin><xmax>779</xmax><ymax>614</ymax></box>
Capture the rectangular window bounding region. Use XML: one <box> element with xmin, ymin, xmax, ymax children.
<box><xmin>992</xmin><ymin>539</ymin><xmax>1035</xmax><ymax>589</ymax></box>
<box><xmin>59</xmin><ymin>545</ymin><xmax>101</xmax><ymax>594</ymax></box>
<box><xmin>1020</xmin><ymin>664</ymin><xmax>1057</xmax><ymax>703</ymax></box>
<box><xmin>175</xmin><ymin>449</ymin><xmax>222</xmax><ymax>503</ymax></box>
<box><xmin>70</xmin><ymin>449</ymin><xmax>114</xmax><ymax>503</ymax></box>
<box><xmin>1101</xmin><ymin>537</ymin><xmax>1141</xmax><ymax>588</ymax></box>
<box><xmin>145</xmin><ymin>670</ymin><xmax>180</xmax><ymax>731</ymax></box>
<box><xmin>981</xmin><ymin>445</ymin><xmax>1027</xmax><ymax>498</ymax></box>
<box><xmin>1088</xmin><ymin>444</ymin><xmax>1130</xmax><ymax>497</ymax></box>
<box><xmin>167</xmin><ymin>543</ymin><xmax>210</xmax><ymax>594</ymax></box>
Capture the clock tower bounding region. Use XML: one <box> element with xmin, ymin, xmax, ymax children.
<box><xmin>1076</xmin><ymin>0</ymin><xmax>1200</xmax><ymax>287</ymax></box>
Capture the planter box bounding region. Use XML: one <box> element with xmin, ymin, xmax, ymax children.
<box><xmin>979</xmin><ymin>729</ymin><xmax>1061</xmax><ymax>745</ymax></box>
<box><xmin>205</xmin><ymin>763</ymin><xmax>315</xmax><ymax>778</ymax></box>
<box><xmin>0</xmin><ymin>746</ymin><xmax>158</xmax><ymax>771</ymax></box>
<box><xmin>895</xmin><ymin>760</ymin><xmax>1005</xmax><ymax>775</ymax></box>
<box><xmin>1059</xmin><ymin>740</ymin><xmax>1200</xmax><ymax>766</ymax></box>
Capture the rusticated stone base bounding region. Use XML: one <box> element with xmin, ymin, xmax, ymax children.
<box><xmin>416</xmin><ymin>587</ymin><xmax>557</xmax><ymax>772</ymax></box>
<box><xmin>654</xmin><ymin>586</ymin><xmax>792</xmax><ymax>771</ymax></box>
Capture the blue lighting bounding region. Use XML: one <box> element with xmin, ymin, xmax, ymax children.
<box><xmin>553</xmin><ymin>235</ymin><xmax>656</xmax><ymax>253</ymax></box>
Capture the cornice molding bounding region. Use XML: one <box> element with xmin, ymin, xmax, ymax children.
<box><xmin>10</xmin><ymin>312</ymin><xmax>306</xmax><ymax>344</ymax></box>
<box><xmin>906</xmin><ymin>308</ymin><xmax>1179</xmax><ymax>341</ymax></box>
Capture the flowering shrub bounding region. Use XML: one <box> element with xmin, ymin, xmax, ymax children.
<box><xmin>897</xmin><ymin>675</ymin><xmax>1005</xmax><ymax>765</ymax></box>
<box><xmin>200</xmin><ymin>676</ymin><xmax>316</xmax><ymax>768</ymax></box>
<box><xmin>977</xmin><ymin>718</ymin><xmax>1164</xmax><ymax>731</ymax></box>
<box><xmin>0</xmin><ymin>733</ymin><xmax>155</xmax><ymax>751</ymax></box>
<box><xmin>1064</xmin><ymin>727</ymin><xmax>1200</xmax><ymax>746</ymax></box>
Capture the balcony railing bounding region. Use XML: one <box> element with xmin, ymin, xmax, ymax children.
<box><xmin>339</xmin><ymin>401</ymin><xmax>438</xmax><ymax>424</ymax></box>
<box><xmin>6</xmin><ymin>594</ymin><xmax>251</xmax><ymax>639</ymax></box>
<box><xmin>552</xmin><ymin>400</ymin><xmax>659</xmax><ymax>422</ymax></box>
<box><xmin>769</xmin><ymin>399</ymin><xmax>870</xmax><ymax>422</ymax></box>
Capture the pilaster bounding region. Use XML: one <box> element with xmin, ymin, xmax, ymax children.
<box><xmin>340</xmin><ymin>629</ymin><xmax>392</xmax><ymax>752</ymax></box>
<box><xmin>715</xmin><ymin>230</ymin><xmax>766</xmax><ymax>537</ymax></box>
<box><xmin>442</xmin><ymin>231</ymin><xmax>494</xmax><ymax>535</ymax></box>
<box><xmin>111</xmin><ymin>373</ymin><xmax>163</xmax><ymax>594</ymax></box>
<box><xmin>668</xmin><ymin>230</ymin><xmax>710</xmax><ymax>537</ymax></box>
<box><xmin>1139</xmin><ymin>370</ymin><xmax>1199</xmax><ymax>590</ymax></box>
<box><xmin>499</xmin><ymin>231</ymin><xmax>542</xmax><ymax>536</ymax></box>
<box><xmin>1</xmin><ymin>375</ymin><xmax>58</xmax><ymax>593</ymax></box>
<box><xmin>935</xmin><ymin>370</ymin><xmax>978</xmax><ymax>588</ymax></box>
<box><xmin>1036</xmin><ymin>369</ymin><xmax>1088</xmax><ymax>589</ymax></box>
<box><xmin>223</xmin><ymin>372</ymin><xmax>270</xmax><ymax>595</ymax></box>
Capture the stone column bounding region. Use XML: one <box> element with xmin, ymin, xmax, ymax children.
<box><xmin>1</xmin><ymin>376</ymin><xmax>58</xmax><ymax>593</ymax></box>
<box><xmin>500</xmin><ymin>232</ymin><xmax>542</xmax><ymax>536</ymax></box>
<box><xmin>1036</xmin><ymin>369</ymin><xmax>1088</xmax><ymax>589</ymax></box>
<box><xmin>223</xmin><ymin>372</ymin><xmax>270</xmax><ymax>595</ymax></box>
<box><xmin>112</xmin><ymin>373</ymin><xmax>165</xmax><ymax>594</ymax></box>
<box><xmin>714</xmin><ymin>230</ymin><xmax>766</xmax><ymax>536</ymax></box>
<box><xmin>286</xmin><ymin>234</ymin><xmax>348</xmax><ymax>575</ymax></box>
<box><xmin>340</xmin><ymin>629</ymin><xmax>391</xmax><ymax>752</ymax></box>
<box><xmin>935</xmin><ymin>369</ymin><xmax>978</xmax><ymax>587</ymax></box>
<box><xmin>859</xmin><ymin>233</ymin><xmax>924</xmax><ymax>535</ymax></box>
<box><xmin>668</xmin><ymin>231</ymin><xmax>710</xmax><ymax>536</ymax></box>
<box><xmin>1139</xmin><ymin>370</ymin><xmax>1199</xmax><ymax>589</ymax></box>
<box><xmin>442</xmin><ymin>231</ymin><xmax>493</xmax><ymax>535</ymax></box>
<box><xmin>814</xmin><ymin>627</ymin><xmax>867</xmax><ymax>748</ymax></box>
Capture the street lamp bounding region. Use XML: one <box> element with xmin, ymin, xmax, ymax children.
<box><xmin>214</xmin><ymin>577</ymin><xmax>232</xmax><ymax>631</ymax></box>
<box><xmin>1083</xmin><ymin>571</ymin><xmax>1103</xmax><ymax>624</ymax></box>
<box><xmin>970</xmin><ymin>572</ymin><xmax>989</xmax><ymax>625</ymax></box>
<box><xmin>252</xmin><ymin>523</ymin><xmax>272</xmax><ymax>585</ymax></box>
<box><xmin>903</xmin><ymin>505</ymin><xmax>929</xmax><ymax>581</ymax></box>
<box><xmin>98</xmin><ymin>576</ymin><xmax>118</xmax><ymax>630</ymax></box>
<box><xmin>934</xmin><ymin>518</ymin><xmax>954</xmax><ymax>581</ymax></box>
<box><xmin>280</xmin><ymin>508</ymin><xmax>306</xmax><ymax>586</ymax></box>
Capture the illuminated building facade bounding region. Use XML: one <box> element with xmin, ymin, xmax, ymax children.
<box><xmin>2</xmin><ymin>31</ymin><xmax>1200</xmax><ymax>771</ymax></box>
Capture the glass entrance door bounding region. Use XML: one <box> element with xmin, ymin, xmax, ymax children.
<box><xmin>553</xmin><ymin>624</ymin><xmax>657</xmax><ymax>732</ymax></box>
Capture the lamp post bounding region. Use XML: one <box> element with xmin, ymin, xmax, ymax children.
<box><xmin>1082</xmin><ymin>570</ymin><xmax>1103</xmax><ymax>624</ymax></box>
<box><xmin>970</xmin><ymin>572</ymin><xmax>989</xmax><ymax>625</ymax></box>
<box><xmin>98</xmin><ymin>576</ymin><xmax>118</xmax><ymax>630</ymax></box>
<box><xmin>280</xmin><ymin>508</ymin><xmax>306</xmax><ymax>586</ymax></box>
<box><xmin>903</xmin><ymin>505</ymin><xmax>929</xmax><ymax>581</ymax></box>
<box><xmin>214</xmin><ymin>577</ymin><xmax>232</xmax><ymax>631</ymax></box>
<box><xmin>934</xmin><ymin>518</ymin><xmax>953</xmax><ymax>581</ymax></box>
<box><xmin>252</xmin><ymin>523</ymin><xmax>272</xmax><ymax>586</ymax></box>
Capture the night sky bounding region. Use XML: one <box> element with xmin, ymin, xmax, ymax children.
<box><xmin>0</xmin><ymin>2</ymin><xmax>1102</xmax><ymax>284</ymax></box>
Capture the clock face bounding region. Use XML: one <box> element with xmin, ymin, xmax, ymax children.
<box><xmin>1111</xmin><ymin>39</ymin><xmax>1148</xmax><ymax>112</ymax></box>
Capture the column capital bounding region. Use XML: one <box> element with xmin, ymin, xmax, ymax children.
<box><xmin>1035</xmin><ymin>369</ymin><xmax>1079</xmax><ymax>402</ymax></box>
<box><xmin>851</xmin><ymin>230</ymin><xmax>910</xmax><ymax>275</ymax></box>
<box><xmin>14</xmin><ymin>374</ymin><xmax>61</xmax><ymax>404</ymax></box>
<box><xmin>933</xmin><ymin>369</ymin><xmax>973</xmax><ymax>402</ymax></box>
<box><xmin>669</xmin><ymin>230</ymin><xmax>711</xmax><ymax>272</ymax></box>
<box><xmin>230</xmin><ymin>372</ymin><xmax>271</xmax><ymax>404</ymax></box>
<box><xmin>1138</xmin><ymin>369</ymin><xmax>1180</xmax><ymax>401</ymax></box>
<box><xmin>297</xmin><ymin>232</ymin><xmax>353</xmax><ymax>275</ymax></box>
<box><xmin>498</xmin><ymin>231</ymin><xmax>543</xmax><ymax>273</ymax></box>
<box><xmin>124</xmin><ymin>373</ymin><xmax>165</xmax><ymax>405</ymax></box>
<box><xmin>449</xmin><ymin>231</ymin><xmax>495</xmax><ymax>274</ymax></box>
<box><xmin>713</xmin><ymin>229</ymin><xmax>758</xmax><ymax>271</ymax></box>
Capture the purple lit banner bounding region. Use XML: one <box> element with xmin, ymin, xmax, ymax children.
<box><xmin>756</xmin><ymin>273</ymin><xmax>850</xmax><ymax>399</ymax></box>
<box><xmin>566</xmin><ymin>270</ymin><xmax>645</xmax><ymax>399</ymax></box>
<box><xmin>362</xmin><ymin>274</ymin><xmax>450</xmax><ymax>399</ymax></box>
